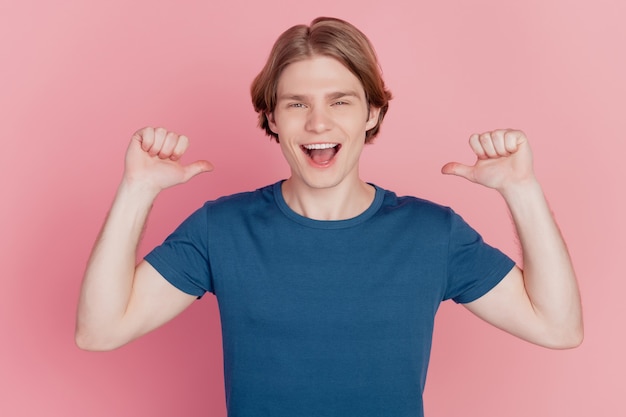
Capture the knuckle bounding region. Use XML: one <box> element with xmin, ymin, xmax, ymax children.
<box><xmin>154</xmin><ymin>127</ymin><xmax>168</xmax><ymax>140</ymax></box>
<box><xmin>136</xmin><ymin>126</ymin><xmax>151</xmax><ymax>135</ymax></box>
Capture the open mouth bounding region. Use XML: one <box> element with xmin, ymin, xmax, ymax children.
<box><xmin>301</xmin><ymin>143</ymin><xmax>341</xmax><ymax>165</ymax></box>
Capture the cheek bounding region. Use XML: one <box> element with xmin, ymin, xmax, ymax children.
<box><xmin>274</xmin><ymin>113</ymin><xmax>302</xmax><ymax>133</ymax></box>
<box><xmin>337</xmin><ymin>107</ymin><xmax>371</xmax><ymax>127</ymax></box>
<box><xmin>279</xmin><ymin>140</ymin><xmax>300</xmax><ymax>160</ymax></box>
<box><xmin>341</xmin><ymin>115</ymin><xmax>370</xmax><ymax>134</ymax></box>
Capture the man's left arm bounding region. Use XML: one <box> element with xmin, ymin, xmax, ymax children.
<box><xmin>442</xmin><ymin>129</ymin><xmax>583</xmax><ymax>349</ymax></box>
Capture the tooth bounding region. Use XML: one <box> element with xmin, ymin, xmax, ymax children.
<box><xmin>304</xmin><ymin>143</ymin><xmax>337</xmax><ymax>150</ymax></box>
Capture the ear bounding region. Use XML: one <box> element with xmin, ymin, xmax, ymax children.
<box><xmin>365</xmin><ymin>107</ymin><xmax>381</xmax><ymax>131</ymax></box>
<box><xmin>266</xmin><ymin>112</ymin><xmax>278</xmax><ymax>134</ymax></box>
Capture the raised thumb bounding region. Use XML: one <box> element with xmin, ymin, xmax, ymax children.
<box><xmin>441</xmin><ymin>162</ymin><xmax>473</xmax><ymax>180</ymax></box>
<box><xmin>182</xmin><ymin>160</ymin><xmax>214</xmax><ymax>182</ymax></box>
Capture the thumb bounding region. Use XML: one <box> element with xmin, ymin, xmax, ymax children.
<box><xmin>181</xmin><ymin>160</ymin><xmax>214</xmax><ymax>183</ymax></box>
<box><xmin>441</xmin><ymin>162</ymin><xmax>474</xmax><ymax>181</ymax></box>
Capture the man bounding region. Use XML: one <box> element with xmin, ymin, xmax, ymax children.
<box><xmin>76</xmin><ymin>17</ymin><xmax>582</xmax><ymax>416</ymax></box>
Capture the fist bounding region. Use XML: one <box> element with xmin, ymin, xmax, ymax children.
<box><xmin>133</xmin><ymin>126</ymin><xmax>191</xmax><ymax>161</ymax></box>
<box><xmin>441</xmin><ymin>129</ymin><xmax>535</xmax><ymax>192</ymax></box>
<box><xmin>124</xmin><ymin>127</ymin><xmax>213</xmax><ymax>193</ymax></box>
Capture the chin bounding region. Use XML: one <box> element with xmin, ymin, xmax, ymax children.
<box><xmin>294</xmin><ymin>174</ymin><xmax>343</xmax><ymax>191</ymax></box>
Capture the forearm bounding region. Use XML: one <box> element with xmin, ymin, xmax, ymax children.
<box><xmin>501</xmin><ymin>179</ymin><xmax>583</xmax><ymax>345</ymax></box>
<box><xmin>75</xmin><ymin>180</ymin><xmax>158</xmax><ymax>349</ymax></box>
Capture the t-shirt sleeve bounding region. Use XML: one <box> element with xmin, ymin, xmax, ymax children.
<box><xmin>444</xmin><ymin>209</ymin><xmax>516</xmax><ymax>304</ymax></box>
<box><xmin>144</xmin><ymin>203</ymin><xmax>213</xmax><ymax>297</ymax></box>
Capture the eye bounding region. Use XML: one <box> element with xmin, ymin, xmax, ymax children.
<box><xmin>288</xmin><ymin>103</ymin><xmax>306</xmax><ymax>109</ymax></box>
<box><xmin>332</xmin><ymin>101</ymin><xmax>348</xmax><ymax>106</ymax></box>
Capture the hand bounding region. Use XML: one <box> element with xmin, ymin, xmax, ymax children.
<box><xmin>441</xmin><ymin>129</ymin><xmax>536</xmax><ymax>193</ymax></box>
<box><xmin>123</xmin><ymin>127</ymin><xmax>213</xmax><ymax>194</ymax></box>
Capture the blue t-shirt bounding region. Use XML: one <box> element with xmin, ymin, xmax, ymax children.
<box><xmin>145</xmin><ymin>181</ymin><xmax>515</xmax><ymax>417</ymax></box>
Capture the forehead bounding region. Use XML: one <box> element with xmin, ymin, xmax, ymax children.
<box><xmin>276</xmin><ymin>56</ymin><xmax>365</xmax><ymax>97</ymax></box>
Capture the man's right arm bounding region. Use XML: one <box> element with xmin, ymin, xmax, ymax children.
<box><xmin>75</xmin><ymin>127</ymin><xmax>213</xmax><ymax>351</ymax></box>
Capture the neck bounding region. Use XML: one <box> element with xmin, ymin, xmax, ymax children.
<box><xmin>281</xmin><ymin>178</ymin><xmax>375</xmax><ymax>221</ymax></box>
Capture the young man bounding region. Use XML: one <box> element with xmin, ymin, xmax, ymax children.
<box><xmin>76</xmin><ymin>17</ymin><xmax>582</xmax><ymax>417</ymax></box>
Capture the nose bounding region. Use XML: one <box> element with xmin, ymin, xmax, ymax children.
<box><xmin>304</xmin><ymin>106</ymin><xmax>332</xmax><ymax>133</ymax></box>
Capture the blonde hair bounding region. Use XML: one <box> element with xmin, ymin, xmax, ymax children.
<box><xmin>250</xmin><ymin>17</ymin><xmax>392</xmax><ymax>143</ymax></box>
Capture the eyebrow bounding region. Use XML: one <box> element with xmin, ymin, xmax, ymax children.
<box><xmin>277</xmin><ymin>91</ymin><xmax>361</xmax><ymax>101</ymax></box>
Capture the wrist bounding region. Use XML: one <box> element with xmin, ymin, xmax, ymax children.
<box><xmin>498</xmin><ymin>176</ymin><xmax>542</xmax><ymax>201</ymax></box>
<box><xmin>118</xmin><ymin>177</ymin><xmax>161</xmax><ymax>204</ymax></box>
<box><xmin>498</xmin><ymin>178</ymin><xmax>549</xmax><ymax>222</ymax></box>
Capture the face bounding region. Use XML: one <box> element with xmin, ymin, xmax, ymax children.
<box><xmin>268</xmin><ymin>56</ymin><xmax>380</xmax><ymax>192</ymax></box>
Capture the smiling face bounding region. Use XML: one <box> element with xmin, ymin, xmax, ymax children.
<box><xmin>268</xmin><ymin>56</ymin><xmax>380</xmax><ymax>192</ymax></box>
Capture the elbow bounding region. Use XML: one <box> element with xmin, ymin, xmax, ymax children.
<box><xmin>547</xmin><ymin>335</ymin><xmax>583</xmax><ymax>350</ymax></box>
<box><xmin>74</xmin><ymin>326</ymin><xmax>125</xmax><ymax>352</ymax></box>
<box><xmin>543</xmin><ymin>322</ymin><xmax>584</xmax><ymax>350</ymax></box>
<box><xmin>559</xmin><ymin>327</ymin><xmax>584</xmax><ymax>349</ymax></box>
<box><xmin>75</xmin><ymin>331</ymin><xmax>107</xmax><ymax>352</ymax></box>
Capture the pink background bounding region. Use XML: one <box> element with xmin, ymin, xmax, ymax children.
<box><xmin>1</xmin><ymin>0</ymin><xmax>623</xmax><ymax>415</ymax></box>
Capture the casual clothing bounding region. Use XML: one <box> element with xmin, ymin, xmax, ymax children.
<box><xmin>145</xmin><ymin>181</ymin><xmax>515</xmax><ymax>417</ymax></box>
